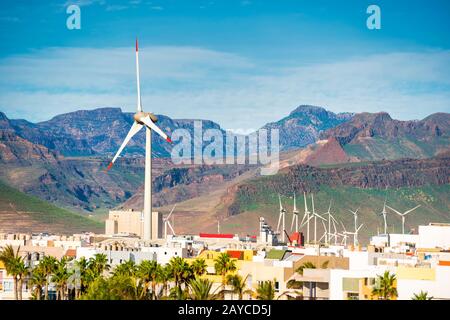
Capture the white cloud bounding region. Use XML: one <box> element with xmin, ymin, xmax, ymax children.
<box><xmin>0</xmin><ymin>46</ymin><xmax>449</xmax><ymax>129</ymax></box>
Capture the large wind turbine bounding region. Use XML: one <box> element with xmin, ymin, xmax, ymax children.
<box><xmin>277</xmin><ymin>194</ymin><xmax>287</xmax><ymax>243</ymax></box>
<box><xmin>386</xmin><ymin>204</ymin><xmax>421</xmax><ymax>234</ymax></box>
<box><xmin>106</xmin><ymin>39</ymin><xmax>172</xmax><ymax>241</ymax></box>
<box><xmin>291</xmin><ymin>193</ymin><xmax>299</xmax><ymax>233</ymax></box>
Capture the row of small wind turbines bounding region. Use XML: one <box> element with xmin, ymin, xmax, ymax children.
<box><xmin>276</xmin><ymin>193</ymin><xmax>421</xmax><ymax>246</ymax></box>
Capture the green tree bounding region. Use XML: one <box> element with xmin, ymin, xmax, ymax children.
<box><xmin>52</xmin><ymin>257</ymin><xmax>72</xmax><ymax>300</ymax></box>
<box><xmin>226</xmin><ymin>274</ymin><xmax>252</xmax><ymax>300</ymax></box>
<box><xmin>80</xmin><ymin>274</ymin><xmax>139</xmax><ymax>300</ymax></box>
<box><xmin>214</xmin><ymin>253</ymin><xmax>237</xmax><ymax>297</ymax></box>
<box><xmin>167</xmin><ymin>257</ymin><xmax>193</xmax><ymax>290</ymax></box>
<box><xmin>256</xmin><ymin>280</ymin><xmax>275</xmax><ymax>300</ymax></box>
<box><xmin>113</xmin><ymin>260</ymin><xmax>137</xmax><ymax>277</ymax></box>
<box><xmin>0</xmin><ymin>245</ymin><xmax>23</xmax><ymax>300</ymax></box>
<box><xmin>40</xmin><ymin>255</ymin><xmax>57</xmax><ymax>300</ymax></box>
<box><xmin>74</xmin><ymin>257</ymin><xmax>89</xmax><ymax>298</ymax></box>
<box><xmin>188</xmin><ymin>277</ymin><xmax>219</xmax><ymax>300</ymax></box>
<box><xmin>29</xmin><ymin>265</ymin><xmax>47</xmax><ymax>300</ymax></box>
<box><xmin>371</xmin><ymin>271</ymin><xmax>398</xmax><ymax>300</ymax></box>
<box><xmin>191</xmin><ymin>258</ymin><xmax>207</xmax><ymax>277</ymax></box>
<box><xmin>138</xmin><ymin>260</ymin><xmax>161</xmax><ymax>299</ymax></box>
<box><xmin>412</xmin><ymin>291</ymin><xmax>433</xmax><ymax>300</ymax></box>
<box><xmin>15</xmin><ymin>259</ymin><xmax>28</xmax><ymax>300</ymax></box>
<box><xmin>157</xmin><ymin>265</ymin><xmax>172</xmax><ymax>299</ymax></box>
<box><xmin>88</xmin><ymin>253</ymin><xmax>110</xmax><ymax>278</ymax></box>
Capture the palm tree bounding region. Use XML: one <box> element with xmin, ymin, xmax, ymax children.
<box><xmin>371</xmin><ymin>271</ymin><xmax>398</xmax><ymax>300</ymax></box>
<box><xmin>226</xmin><ymin>274</ymin><xmax>252</xmax><ymax>300</ymax></box>
<box><xmin>138</xmin><ymin>260</ymin><xmax>161</xmax><ymax>299</ymax></box>
<box><xmin>157</xmin><ymin>265</ymin><xmax>172</xmax><ymax>299</ymax></box>
<box><xmin>188</xmin><ymin>277</ymin><xmax>219</xmax><ymax>300</ymax></box>
<box><xmin>74</xmin><ymin>257</ymin><xmax>89</xmax><ymax>298</ymax></box>
<box><xmin>0</xmin><ymin>245</ymin><xmax>22</xmax><ymax>300</ymax></box>
<box><xmin>15</xmin><ymin>259</ymin><xmax>28</xmax><ymax>300</ymax></box>
<box><xmin>167</xmin><ymin>257</ymin><xmax>192</xmax><ymax>290</ymax></box>
<box><xmin>191</xmin><ymin>258</ymin><xmax>207</xmax><ymax>277</ymax></box>
<box><xmin>412</xmin><ymin>291</ymin><xmax>433</xmax><ymax>300</ymax></box>
<box><xmin>88</xmin><ymin>253</ymin><xmax>110</xmax><ymax>278</ymax></box>
<box><xmin>256</xmin><ymin>280</ymin><xmax>275</xmax><ymax>300</ymax></box>
<box><xmin>29</xmin><ymin>265</ymin><xmax>47</xmax><ymax>300</ymax></box>
<box><xmin>113</xmin><ymin>260</ymin><xmax>137</xmax><ymax>277</ymax></box>
<box><xmin>52</xmin><ymin>257</ymin><xmax>72</xmax><ymax>300</ymax></box>
<box><xmin>214</xmin><ymin>253</ymin><xmax>237</xmax><ymax>298</ymax></box>
<box><xmin>295</xmin><ymin>262</ymin><xmax>316</xmax><ymax>275</ymax></box>
<box><xmin>40</xmin><ymin>255</ymin><xmax>57</xmax><ymax>300</ymax></box>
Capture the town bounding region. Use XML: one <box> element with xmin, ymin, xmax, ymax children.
<box><xmin>1</xmin><ymin>206</ymin><xmax>449</xmax><ymax>300</ymax></box>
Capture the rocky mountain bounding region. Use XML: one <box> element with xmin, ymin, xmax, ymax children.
<box><xmin>0</xmin><ymin>112</ymin><xmax>58</xmax><ymax>164</ymax></box>
<box><xmin>262</xmin><ymin>105</ymin><xmax>353</xmax><ymax>151</ymax></box>
<box><xmin>320</xmin><ymin>112</ymin><xmax>450</xmax><ymax>161</ymax></box>
<box><xmin>7</xmin><ymin>108</ymin><xmax>226</xmax><ymax>158</ymax></box>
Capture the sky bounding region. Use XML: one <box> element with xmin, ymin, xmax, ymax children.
<box><xmin>0</xmin><ymin>0</ymin><xmax>449</xmax><ymax>132</ymax></box>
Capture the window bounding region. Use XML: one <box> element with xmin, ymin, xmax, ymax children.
<box><xmin>347</xmin><ymin>292</ymin><xmax>359</xmax><ymax>300</ymax></box>
<box><xmin>274</xmin><ymin>282</ymin><xmax>280</xmax><ymax>292</ymax></box>
<box><xmin>3</xmin><ymin>281</ymin><xmax>13</xmax><ymax>292</ymax></box>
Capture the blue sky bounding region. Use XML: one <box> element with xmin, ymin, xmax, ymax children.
<box><xmin>0</xmin><ymin>0</ymin><xmax>449</xmax><ymax>131</ymax></box>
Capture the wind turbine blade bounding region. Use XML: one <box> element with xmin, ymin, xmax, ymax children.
<box><xmin>404</xmin><ymin>205</ymin><xmax>421</xmax><ymax>215</ymax></box>
<box><xmin>386</xmin><ymin>205</ymin><xmax>402</xmax><ymax>216</ymax></box>
<box><xmin>166</xmin><ymin>204</ymin><xmax>176</xmax><ymax>220</ymax></box>
<box><xmin>106</xmin><ymin>121</ymin><xmax>143</xmax><ymax>171</ymax></box>
<box><xmin>315</xmin><ymin>213</ymin><xmax>326</xmax><ymax>221</ymax></box>
<box><xmin>290</xmin><ymin>214</ymin><xmax>295</xmax><ymax>231</ymax></box>
<box><xmin>357</xmin><ymin>224</ymin><xmax>364</xmax><ymax>232</ymax></box>
<box><xmin>168</xmin><ymin>222</ymin><xmax>176</xmax><ymax>235</ymax></box>
<box><xmin>278</xmin><ymin>194</ymin><xmax>283</xmax><ymax>211</ymax></box>
<box><xmin>136</xmin><ymin>38</ymin><xmax>142</xmax><ymax>112</ymax></box>
<box><xmin>303</xmin><ymin>192</ymin><xmax>309</xmax><ymax>213</ymax></box>
<box><xmin>140</xmin><ymin>115</ymin><xmax>172</xmax><ymax>143</ymax></box>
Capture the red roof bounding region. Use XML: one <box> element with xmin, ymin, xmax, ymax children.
<box><xmin>65</xmin><ymin>249</ymin><xmax>76</xmax><ymax>258</ymax></box>
<box><xmin>226</xmin><ymin>250</ymin><xmax>244</xmax><ymax>259</ymax></box>
<box><xmin>199</xmin><ymin>233</ymin><xmax>234</xmax><ymax>239</ymax></box>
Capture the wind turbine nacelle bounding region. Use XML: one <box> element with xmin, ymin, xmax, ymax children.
<box><xmin>134</xmin><ymin>112</ymin><xmax>158</xmax><ymax>123</ymax></box>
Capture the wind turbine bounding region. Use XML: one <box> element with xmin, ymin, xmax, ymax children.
<box><xmin>311</xmin><ymin>194</ymin><xmax>326</xmax><ymax>244</ymax></box>
<box><xmin>319</xmin><ymin>220</ymin><xmax>328</xmax><ymax>244</ymax></box>
<box><xmin>291</xmin><ymin>193</ymin><xmax>300</xmax><ymax>232</ymax></box>
<box><xmin>343</xmin><ymin>222</ymin><xmax>364</xmax><ymax>246</ymax></box>
<box><xmin>339</xmin><ymin>221</ymin><xmax>349</xmax><ymax>246</ymax></box>
<box><xmin>299</xmin><ymin>192</ymin><xmax>311</xmax><ymax>244</ymax></box>
<box><xmin>164</xmin><ymin>205</ymin><xmax>177</xmax><ymax>239</ymax></box>
<box><xmin>276</xmin><ymin>194</ymin><xmax>287</xmax><ymax>243</ymax></box>
<box><xmin>378</xmin><ymin>198</ymin><xmax>389</xmax><ymax>235</ymax></box>
<box><xmin>348</xmin><ymin>208</ymin><xmax>360</xmax><ymax>234</ymax></box>
<box><xmin>106</xmin><ymin>38</ymin><xmax>172</xmax><ymax>241</ymax></box>
<box><xmin>386</xmin><ymin>204</ymin><xmax>421</xmax><ymax>234</ymax></box>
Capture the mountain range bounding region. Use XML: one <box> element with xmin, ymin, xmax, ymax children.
<box><xmin>0</xmin><ymin>105</ymin><xmax>449</xmax><ymax>237</ymax></box>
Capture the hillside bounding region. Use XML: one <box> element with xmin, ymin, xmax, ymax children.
<box><xmin>321</xmin><ymin>112</ymin><xmax>450</xmax><ymax>161</ymax></box>
<box><xmin>0</xmin><ymin>180</ymin><xmax>103</xmax><ymax>234</ymax></box>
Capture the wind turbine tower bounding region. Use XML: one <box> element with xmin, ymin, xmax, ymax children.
<box><xmin>277</xmin><ymin>194</ymin><xmax>287</xmax><ymax>243</ymax></box>
<box><xmin>107</xmin><ymin>39</ymin><xmax>172</xmax><ymax>241</ymax></box>
<box><xmin>291</xmin><ymin>193</ymin><xmax>299</xmax><ymax>233</ymax></box>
